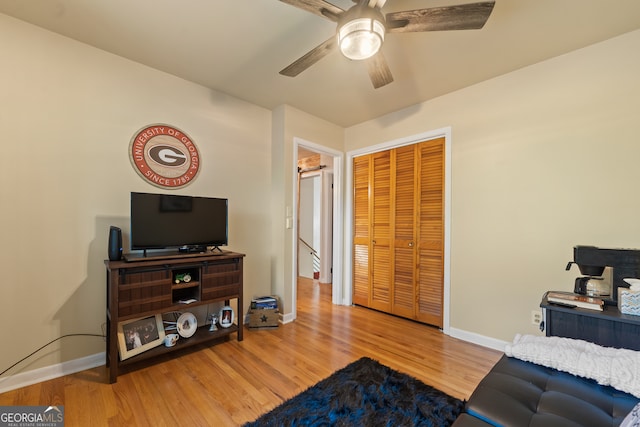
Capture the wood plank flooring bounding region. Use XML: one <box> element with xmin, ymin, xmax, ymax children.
<box><xmin>0</xmin><ymin>278</ymin><xmax>502</xmax><ymax>426</ymax></box>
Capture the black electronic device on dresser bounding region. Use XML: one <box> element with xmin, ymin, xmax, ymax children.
<box><xmin>107</xmin><ymin>226</ymin><xmax>122</xmax><ymax>261</ymax></box>
<box><xmin>566</xmin><ymin>245</ymin><xmax>640</xmax><ymax>304</ymax></box>
<box><xmin>129</xmin><ymin>192</ymin><xmax>228</xmax><ymax>257</ymax></box>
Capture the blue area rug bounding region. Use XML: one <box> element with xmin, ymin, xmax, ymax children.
<box><xmin>244</xmin><ymin>357</ymin><xmax>464</xmax><ymax>427</ymax></box>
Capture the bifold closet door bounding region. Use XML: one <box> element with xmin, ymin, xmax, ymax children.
<box><xmin>352</xmin><ymin>155</ymin><xmax>370</xmax><ymax>307</ymax></box>
<box><xmin>416</xmin><ymin>138</ymin><xmax>444</xmax><ymax>327</ymax></box>
<box><xmin>391</xmin><ymin>145</ymin><xmax>417</xmax><ymax>318</ymax></box>
<box><xmin>352</xmin><ymin>151</ymin><xmax>393</xmax><ymax>312</ymax></box>
<box><xmin>369</xmin><ymin>151</ymin><xmax>392</xmax><ymax>312</ymax></box>
<box><xmin>352</xmin><ymin>138</ymin><xmax>444</xmax><ymax>328</ymax></box>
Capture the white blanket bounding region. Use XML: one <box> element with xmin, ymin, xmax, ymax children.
<box><xmin>504</xmin><ymin>334</ymin><xmax>640</xmax><ymax>398</ymax></box>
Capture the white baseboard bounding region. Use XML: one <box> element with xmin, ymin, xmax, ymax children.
<box><xmin>280</xmin><ymin>312</ymin><xmax>295</xmax><ymax>324</ymax></box>
<box><xmin>0</xmin><ymin>352</ymin><xmax>105</xmax><ymax>394</ymax></box>
<box><xmin>448</xmin><ymin>327</ymin><xmax>508</xmax><ymax>353</ymax></box>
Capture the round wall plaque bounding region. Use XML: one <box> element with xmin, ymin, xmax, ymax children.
<box><xmin>129</xmin><ymin>124</ymin><xmax>200</xmax><ymax>189</ymax></box>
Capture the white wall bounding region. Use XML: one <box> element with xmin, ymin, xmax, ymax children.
<box><xmin>298</xmin><ymin>175</ymin><xmax>317</xmax><ymax>279</ymax></box>
<box><xmin>345</xmin><ymin>29</ymin><xmax>640</xmax><ymax>344</ymax></box>
<box><xmin>0</xmin><ymin>14</ymin><xmax>272</xmax><ymax>378</ymax></box>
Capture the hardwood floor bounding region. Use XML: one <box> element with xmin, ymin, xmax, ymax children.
<box><xmin>0</xmin><ymin>278</ymin><xmax>502</xmax><ymax>426</ymax></box>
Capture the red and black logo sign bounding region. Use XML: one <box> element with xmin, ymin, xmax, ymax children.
<box><xmin>129</xmin><ymin>124</ymin><xmax>200</xmax><ymax>189</ymax></box>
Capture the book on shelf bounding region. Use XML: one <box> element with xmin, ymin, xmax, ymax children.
<box><xmin>546</xmin><ymin>291</ymin><xmax>604</xmax><ymax>311</ymax></box>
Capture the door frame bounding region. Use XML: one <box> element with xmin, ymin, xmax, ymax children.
<box><xmin>344</xmin><ymin>127</ymin><xmax>452</xmax><ymax>334</ymax></box>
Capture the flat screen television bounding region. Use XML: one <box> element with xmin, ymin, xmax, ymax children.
<box><xmin>130</xmin><ymin>192</ymin><xmax>228</xmax><ymax>254</ymax></box>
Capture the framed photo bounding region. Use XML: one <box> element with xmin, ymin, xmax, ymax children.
<box><xmin>117</xmin><ymin>314</ymin><xmax>165</xmax><ymax>360</ymax></box>
<box><xmin>219</xmin><ymin>306</ymin><xmax>235</xmax><ymax>328</ymax></box>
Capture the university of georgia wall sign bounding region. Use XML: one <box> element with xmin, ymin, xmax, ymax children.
<box><xmin>129</xmin><ymin>124</ymin><xmax>201</xmax><ymax>189</ymax></box>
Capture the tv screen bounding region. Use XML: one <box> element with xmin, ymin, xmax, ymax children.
<box><xmin>130</xmin><ymin>192</ymin><xmax>228</xmax><ymax>251</ymax></box>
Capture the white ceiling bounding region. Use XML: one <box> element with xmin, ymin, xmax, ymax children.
<box><xmin>1</xmin><ymin>0</ymin><xmax>639</xmax><ymax>127</ymax></box>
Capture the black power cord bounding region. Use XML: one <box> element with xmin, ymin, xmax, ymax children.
<box><xmin>0</xmin><ymin>333</ymin><xmax>106</xmax><ymax>377</ymax></box>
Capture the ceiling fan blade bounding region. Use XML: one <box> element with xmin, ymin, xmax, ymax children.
<box><xmin>386</xmin><ymin>1</ymin><xmax>495</xmax><ymax>33</ymax></box>
<box><xmin>280</xmin><ymin>36</ymin><xmax>337</xmax><ymax>77</ymax></box>
<box><xmin>279</xmin><ymin>0</ymin><xmax>344</xmax><ymax>21</ymax></box>
<box><xmin>366</xmin><ymin>51</ymin><xmax>394</xmax><ymax>89</ymax></box>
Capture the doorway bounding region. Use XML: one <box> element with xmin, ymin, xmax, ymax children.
<box><xmin>292</xmin><ymin>138</ymin><xmax>344</xmax><ymax>318</ymax></box>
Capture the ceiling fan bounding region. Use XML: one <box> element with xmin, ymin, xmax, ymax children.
<box><xmin>279</xmin><ymin>0</ymin><xmax>495</xmax><ymax>88</ymax></box>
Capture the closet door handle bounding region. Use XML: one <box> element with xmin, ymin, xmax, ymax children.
<box><xmin>408</xmin><ymin>242</ymin><xmax>414</xmax><ymax>248</ymax></box>
<box><xmin>372</xmin><ymin>240</ymin><xmax>377</xmax><ymax>245</ymax></box>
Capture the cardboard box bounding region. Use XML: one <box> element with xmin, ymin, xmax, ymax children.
<box><xmin>248</xmin><ymin>308</ymin><xmax>279</xmax><ymax>328</ymax></box>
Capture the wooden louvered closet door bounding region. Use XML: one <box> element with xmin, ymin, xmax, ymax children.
<box><xmin>369</xmin><ymin>151</ymin><xmax>392</xmax><ymax>312</ymax></box>
<box><xmin>352</xmin><ymin>155</ymin><xmax>370</xmax><ymax>307</ymax></box>
<box><xmin>391</xmin><ymin>145</ymin><xmax>417</xmax><ymax>318</ymax></box>
<box><xmin>353</xmin><ymin>151</ymin><xmax>393</xmax><ymax>312</ymax></box>
<box><xmin>352</xmin><ymin>138</ymin><xmax>444</xmax><ymax>328</ymax></box>
<box><xmin>416</xmin><ymin>139</ymin><xmax>444</xmax><ymax>327</ymax></box>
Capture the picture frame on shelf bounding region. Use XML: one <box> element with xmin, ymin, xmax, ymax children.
<box><xmin>219</xmin><ymin>306</ymin><xmax>235</xmax><ymax>328</ymax></box>
<box><xmin>117</xmin><ymin>314</ymin><xmax>166</xmax><ymax>360</ymax></box>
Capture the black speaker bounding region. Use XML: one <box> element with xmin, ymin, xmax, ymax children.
<box><xmin>108</xmin><ymin>226</ymin><xmax>123</xmax><ymax>261</ymax></box>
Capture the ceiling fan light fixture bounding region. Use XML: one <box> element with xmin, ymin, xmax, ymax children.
<box><xmin>338</xmin><ymin>10</ymin><xmax>385</xmax><ymax>61</ymax></box>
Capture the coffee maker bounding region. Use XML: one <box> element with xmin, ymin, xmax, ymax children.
<box><xmin>566</xmin><ymin>245</ymin><xmax>640</xmax><ymax>304</ymax></box>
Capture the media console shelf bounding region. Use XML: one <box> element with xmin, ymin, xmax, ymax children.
<box><xmin>541</xmin><ymin>292</ymin><xmax>640</xmax><ymax>350</ymax></box>
<box><xmin>105</xmin><ymin>252</ymin><xmax>245</xmax><ymax>383</ymax></box>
